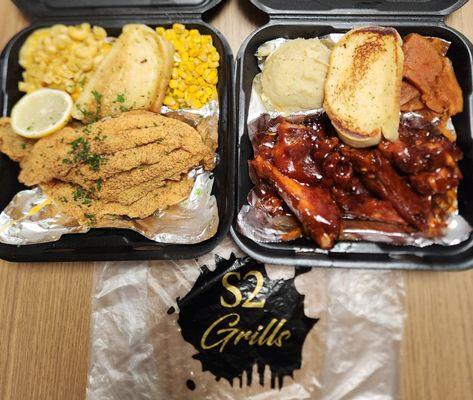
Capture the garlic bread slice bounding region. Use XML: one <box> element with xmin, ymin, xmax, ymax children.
<box><xmin>324</xmin><ymin>27</ymin><xmax>403</xmax><ymax>147</ymax></box>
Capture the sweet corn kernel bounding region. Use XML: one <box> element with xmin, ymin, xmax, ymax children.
<box><xmin>189</xmin><ymin>48</ymin><xmax>200</xmax><ymax>57</ymax></box>
<box><xmin>191</xmin><ymin>99</ymin><xmax>202</xmax><ymax>109</ymax></box>
<box><xmin>156</xmin><ymin>23</ymin><xmax>219</xmax><ymax>109</ymax></box>
<box><xmin>173</xmin><ymin>89</ymin><xmax>184</xmax><ymax>98</ymax></box>
<box><xmin>163</xmin><ymin>96</ymin><xmax>176</xmax><ymax>107</ymax></box>
<box><xmin>177</xmin><ymin>80</ymin><xmax>186</xmax><ymax>91</ymax></box>
<box><xmin>173</xmin><ymin>23</ymin><xmax>186</xmax><ymax>33</ymax></box>
<box><xmin>184</xmin><ymin>74</ymin><xmax>194</xmax><ymax>84</ymax></box>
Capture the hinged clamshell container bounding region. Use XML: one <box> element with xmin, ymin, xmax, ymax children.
<box><xmin>0</xmin><ymin>0</ymin><xmax>234</xmax><ymax>261</ymax></box>
<box><xmin>231</xmin><ymin>0</ymin><xmax>473</xmax><ymax>270</ymax></box>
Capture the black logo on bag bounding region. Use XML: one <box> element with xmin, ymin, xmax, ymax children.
<box><xmin>176</xmin><ymin>254</ymin><xmax>318</xmax><ymax>389</ymax></box>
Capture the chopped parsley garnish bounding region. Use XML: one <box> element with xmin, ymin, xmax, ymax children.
<box><xmin>84</xmin><ymin>213</ymin><xmax>96</xmax><ymax>226</ymax></box>
<box><xmin>88</xmin><ymin>154</ymin><xmax>103</xmax><ymax>171</ymax></box>
<box><xmin>77</xmin><ymin>90</ymin><xmax>103</xmax><ymax>123</ymax></box>
<box><xmin>21</xmin><ymin>143</ymin><xmax>27</xmax><ymax>149</ymax></box>
<box><xmin>77</xmin><ymin>104</ymin><xmax>97</xmax><ymax>123</ymax></box>
<box><xmin>95</xmin><ymin>178</ymin><xmax>103</xmax><ymax>191</ymax></box>
<box><xmin>91</xmin><ymin>90</ymin><xmax>103</xmax><ymax>103</ymax></box>
<box><xmin>119</xmin><ymin>105</ymin><xmax>130</xmax><ymax>112</ymax></box>
<box><xmin>73</xmin><ymin>187</ymin><xmax>85</xmax><ymax>201</ymax></box>
<box><xmin>73</xmin><ymin>187</ymin><xmax>93</xmax><ymax>205</ymax></box>
<box><xmin>65</xmin><ymin>136</ymin><xmax>105</xmax><ymax>172</ymax></box>
<box><xmin>115</xmin><ymin>93</ymin><xmax>126</xmax><ymax>103</ymax></box>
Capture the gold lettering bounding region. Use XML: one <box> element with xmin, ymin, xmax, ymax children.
<box><xmin>257</xmin><ymin>319</ymin><xmax>278</xmax><ymax>346</ymax></box>
<box><xmin>201</xmin><ymin>313</ymin><xmax>240</xmax><ymax>352</ymax></box>
<box><xmin>220</xmin><ymin>272</ymin><xmax>242</xmax><ymax>308</ymax></box>
<box><xmin>201</xmin><ymin>315</ymin><xmax>292</xmax><ymax>352</ymax></box>
<box><xmin>266</xmin><ymin>319</ymin><xmax>288</xmax><ymax>346</ymax></box>
<box><xmin>234</xmin><ymin>329</ymin><xmax>253</xmax><ymax>345</ymax></box>
<box><xmin>275</xmin><ymin>330</ymin><xmax>291</xmax><ymax>347</ymax></box>
<box><xmin>241</xmin><ymin>270</ymin><xmax>266</xmax><ymax>308</ymax></box>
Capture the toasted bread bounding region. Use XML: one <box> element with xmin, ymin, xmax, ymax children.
<box><xmin>150</xmin><ymin>35</ymin><xmax>174</xmax><ymax>112</ymax></box>
<box><xmin>324</xmin><ymin>27</ymin><xmax>404</xmax><ymax>147</ymax></box>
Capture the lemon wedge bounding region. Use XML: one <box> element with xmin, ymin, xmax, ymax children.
<box><xmin>11</xmin><ymin>89</ymin><xmax>73</xmax><ymax>138</ymax></box>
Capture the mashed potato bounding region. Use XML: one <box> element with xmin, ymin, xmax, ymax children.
<box><xmin>260</xmin><ymin>38</ymin><xmax>331</xmax><ymax>113</ymax></box>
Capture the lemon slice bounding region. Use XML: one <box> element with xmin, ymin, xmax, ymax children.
<box><xmin>11</xmin><ymin>89</ymin><xmax>73</xmax><ymax>138</ymax></box>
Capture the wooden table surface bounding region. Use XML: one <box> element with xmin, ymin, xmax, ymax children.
<box><xmin>0</xmin><ymin>1</ymin><xmax>472</xmax><ymax>399</ymax></box>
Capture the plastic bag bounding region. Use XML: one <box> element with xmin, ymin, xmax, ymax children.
<box><xmin>87</xmin><ymin>237</ymin><xmax>405</xmax><ymax>400</ymax></box>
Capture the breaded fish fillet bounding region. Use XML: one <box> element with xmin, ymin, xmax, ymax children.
<box><xmin>18</xmin><ymin>111</ymin><xmax>214</xmax><ymax>186</ymax></box>
<box><xmin>0</xmin><ymin>117</ymin><xmax>34</xmax><ymax>161</ymax></box>
<box><xmin>0</xmin><ymin>111</ymin><xmax>215</xmax><ymax>222</ymax></box>
<box><xmin>42</xmin><ymin>178</ymin><xmax>193</xmax><ymax>223</ymax></box>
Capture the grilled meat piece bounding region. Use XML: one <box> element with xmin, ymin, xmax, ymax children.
<box><xmin>378</xmin><ymin>124</ymin><xmax>462</xmax><ymax>174</ymax></box>
<box><xmin>403</xmin><ymin>33</ymin><xmax>463</xmax><ymax>116</ymax></box>
<box><xmin>247</xmin><ymin>182</ymin><xmax>303</xmax><ymax>241</ymax></box>
<box><xmin>409</xmin><ymin>167</ymin><xmax>462</xmax><ymax>196</ymax></box>
<box><xmin>332</xmin><ymin>187</ymin><xmax>407</xmax><ymax>226</ymax></box>
<box><xmin>246</xmin><ymin>111</ymin><xmax>463</xmax><ymax>248</ymax></box>
<box><xmin>400</xmin><ymin>81</ymin><xmax>425</xmax><ymax>112</ymax></box>
<box><xmin>272</xmin><ymin>121</ymin><xmax>329</xmax><ymax>185</ymax></box>
<box><xmin>250</xmin><ymin>155</ymin><xmax>341</xmax><ymax>249</ymax></box>
<box><xmin>341</xmin><ymin>147</ymin><xmax>431</xmax><ymax>230</ymax></box>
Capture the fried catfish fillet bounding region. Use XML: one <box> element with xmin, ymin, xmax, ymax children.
<box><xmin>1</xmin><ymin>111</ymin><xmax>214</xmax><ymax>222</ymax></box>
<box><xmin>19</xmin><ymin>111</ymin><xmax>214</xmax><ymax>187</ymax></box>
<box><xmin>72</xmin><ymin>24</ymin><xmax>174</xmax><ymax>122</ymax></box>
<box><xmin>42</xmin><ymin>178</ymin><xmax>194</xmax><ymax>223</ymax></box>
<box><xmin>0</xmin><ymin>117</ymin><xmax>34</xmax><ymax>161</ymax></box>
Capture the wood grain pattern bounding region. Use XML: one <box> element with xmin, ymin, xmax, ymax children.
<box><xmin>0</xmin><ymin>0</ymin><xmax>472</xmax><ymax>399</ymax></box>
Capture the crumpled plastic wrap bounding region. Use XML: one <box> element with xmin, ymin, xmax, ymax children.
<box><xmin>87</xmin><ymin>237</ymin><xmax>405</xmax><ymax>400</ymax></box>
<box><xmin>0</xmin><ymin>101</ymin><xmax>220</xmax><ymax>245</ymax></box>
<box><xmin>237</xmin><ymin>35</ymin><xmax>472</xmax><ymax>248</ymax></box>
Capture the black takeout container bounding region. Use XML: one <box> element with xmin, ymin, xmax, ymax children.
<box><xmin>0</xmin><ymin>0</ymin><xmax>234</xmax><ymax>261</ymax></box>
<box><xmin>231</xmin><ymin>0</ymin><xmax>473</xmax><ymax>270</ymax></box>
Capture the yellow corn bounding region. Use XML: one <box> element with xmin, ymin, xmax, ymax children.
<box><xmin>156</xmin><ymin>23</ymin><xmax>219</xmax><ymax>109</ymax></box>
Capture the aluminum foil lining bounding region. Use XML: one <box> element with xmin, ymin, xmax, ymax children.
<box><xmin>0</xmin><ymin>100</ymin><xmax>220</xmax><ymax>246</ymax></box>
<box><xmin>238</xmin><ymin>35</ymin><xmax>473</xmax><ymax>248</ymax></box>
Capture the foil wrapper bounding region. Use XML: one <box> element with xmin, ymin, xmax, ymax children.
<box><xmin>237</xmin><ymin>35</ymin><xmax>473</xmax><ymax>248</ymax></box>
<box><xmin>0</xmin><ymin>101</ymin><xmax>220</xmax><ymax>245</ymax></box>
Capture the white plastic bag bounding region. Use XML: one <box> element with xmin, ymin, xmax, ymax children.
<box><xmin>87</xmin><ymin>237</ymin><xmax>404</xmax><ymax>400</ymax></box>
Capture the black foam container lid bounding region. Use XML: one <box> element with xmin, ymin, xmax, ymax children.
<box><xmin>13</xmin><ymin>0</ymin><xmax>222</xmax><ymax>18</ymax></box>
<box><xmin>249</xmin><ymin>0</ymin><xmax>468</xmax><ymax>17</ymax></box>
<box><xmin>231</xmin><ymin>0</ymin><xmax>473</xmax><ymax>270</ymax></box>
<box><xmin>0</xmin><ymin>0</ymin><xmax>235</xmax><ymax>262</ymax></box>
